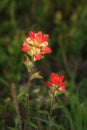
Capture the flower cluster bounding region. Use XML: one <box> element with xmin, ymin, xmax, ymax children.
<box><xmin>45</xmin><ymin>73</ymin><xmax>66</xmax><ymax>96</ymax></box>
<box><xmin>22</xmin><ymin>31</ymin><xmax>52</xmax><ymax>61</ymax></box>
<box><xmin>21</xmin><ymin>31</ymin><xmax>66</xmax><ymax>96</ymax></box>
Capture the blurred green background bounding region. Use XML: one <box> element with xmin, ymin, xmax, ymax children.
<box><xmin>0</xmin><ymin>0</ymin><xmax>87</xmax><ymax>129</ymax></box>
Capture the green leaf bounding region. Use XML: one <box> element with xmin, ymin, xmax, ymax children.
<box><xmin>0</xmin><ymin>77</ymin><xmax>9</xmax><ymax>87</ymax></box>
<box><xmin>30</xmin><ymin>72</ymin><xmax>43</xmax><ymax>80</ymax></box>
<box><xmin>7</xmin><ymin>127</ymin><xmax>17</xmax><ymax>130</ymax></box>
<box><xmin>15</xmin><ymin>116</ymin><xmax>21</xmax><ymax>128</ymax></box>
<box><xmin>57</xmin><ymin>105</ymin><xmax>75</xmax><ymax>130</ymax></box>
<box><xmin>28</xmin><ymin>122</ymin><xmax>38</xmax><ymax>129</ymax></box>
<box><xmin>17</xmin><ymin>88</ymin><xmax>25</xmax><ymax>101</ymax></box>
<box><xmin>23</xmin><ymin>62</ymin><xmax>33</xmax><ymax>72</ymax></box>
<box><xmin>49</xmin><ymin>117</ymin><xmax>66</xmax><ymax>129</ymax></box>
<box><xmin>33</xmin><ymin>117</ymin><xmax>48</xmax><ymax>124</ymax></box>
<box><xmin>38</xmin><ymin>110</ymin><xmax>49</xmax><ymax>115</ymax></box>
<box><xmin>50</xmin><ymin>122</ymin><xmax>64</xmax><ymax>129</ymax></box>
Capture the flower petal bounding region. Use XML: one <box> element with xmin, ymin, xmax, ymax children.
<box><xmin>35</xmin><ymin>31</ymin><xmax>43</xmax><ymax>43</ymax></box>
<box><xmin>21</xmin><ymin>43</ymin><xmax>30</xmax><ymax>52</ymax></box>
<box><xmin>29</xmin><ymin>31</ymin><xmax>35</xmax><ymax>40</ymax></box>
<box><xmin>35</xmin><ymin>53</ymin><xmax>43</xmax><ymax>60</ymax></box>
<box><xmin>59</xmin><ymin>82</ymin><xmax>66</xmax><ymax>92</ymax></box>
<box><xmin>42</xmin><ymin>34</ymin><xmax>49</xmax><ymax>42</ymax></box>
<box><xmin>42</xmin><ymin>46</ymin><xmax>52</xmax><ymax>54</ymax></box>
<box><xmin>51</xmin><ymin>73</ymin><xmax>59</xmax><ymax>85</ymax></box>
<box><xmin>44</xmin><ymin>81</ymin><xmax>52</xmax><ymax>87</ymax></box>
<box><xmin>59</xmin><ymin>76</ymin><xmax>64</xmax><ymax>83</ymax></box>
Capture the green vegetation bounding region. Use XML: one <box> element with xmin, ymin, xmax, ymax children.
<box><xmin>0</xmin><ymin>0</ymin><xmax>87</xmax><ymax>130</ymax></box>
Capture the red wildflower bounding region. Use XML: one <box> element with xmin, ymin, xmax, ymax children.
<box><xmin>21</xmin><ymin>31</ymin><xmax>52</xmax><ymax>61</ymax></box>
<box><xmin>22</xmin><ymin>42</ymin><xmax>30</xmax><ymax>52</ymax></box>
<box><xmin>45</xmin><ymin>72</ymin><xmax>66</xmax><ymax>95</ymax></box>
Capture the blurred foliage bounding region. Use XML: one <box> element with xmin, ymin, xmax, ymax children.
<box><xmin>0</xmin><ymin>0</ymin><xmax>87</xmax><ymax>129</ymax></box>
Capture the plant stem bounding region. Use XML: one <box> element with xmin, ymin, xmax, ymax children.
<box><xmin>11</xmin><ymin>83</ymin><xmax>22</xmax><ymax>130</ymax></box>
<box><xmin>48</xmin><ymin>95</ymin><xmax>55</xmax><ymax>130</ymax></box>
<box><xmin>24</xmin><ymin>69</ymin><xmax>32</xmax><ymax>130</ymax></box>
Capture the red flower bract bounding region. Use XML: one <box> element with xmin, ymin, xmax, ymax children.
<box><xmin>59</xmin><ymin>82</ymin><xmax>66</xmax><ymax>92</ymax></box>
<box><xmin>35</xmin><ymin>31</ymin><xmax>49</xmax><ymax>43</ymax></box>
<box><xmin>58</xmin><ymin>76</ymin><xmax>64</xmax><ymax>83</ymax></box>
<box><xmin>35</xmin><ymin>53</ymin><xmax>43</xmax><ymax>60</ymax></box>
<box><xmin>42</xmin><ymin>46</ymin><xmax>52</xmax><ymax>54</ymax></box>
<box><xmin>21</xmin><ymin>43</ymin><xmax>30</xmax><ymax>52</ymax></box>
<box><xmin>44</xmin><ymin>81</ymin><xmax>52</xmax><ymax>87</ymax></box>
<box><xmin>43</xmin><ymin>34</ymin><xmax>49</xmax><ymax>42</ymax></box>
<box><xmin>51</xmin><ymin>73</ymin><xmax>59</xmax><ymax>85</ymax></box>
<box><xmin>35</xmin><ymin>31</ymin><xmax>43</xmax><ymax>43</ymax></box>
<box><xmin>45</xmin><ymin>72</ymin><xmax>66</xmax><ymax>95</ymax></box>
<box><xmin>29</xmin><ymin>31</ymin><xmax>35</xmax><ymax>40</ymax></box>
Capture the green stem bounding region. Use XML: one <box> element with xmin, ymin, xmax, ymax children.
<box><xmin>48</xmin><ymin>95</ymin><xmax>55</xmax><ymax>130</ymax></box>
<box><xmin>11</xmin><ymin>83</ymin><xmax>22</xmax><ymax>130</ymax></box>
<box><xmin>24</xmin><ymin>68</ymin><xmax>32</xmax><ymax>130</ymax></box>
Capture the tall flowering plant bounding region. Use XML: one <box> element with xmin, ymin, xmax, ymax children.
<box><xmin>11</xmin><ymin>31</ymin><xmax>66</xmax><ymax>130</ymax></box>
<box><xmin>21</xmin><ymin>31</ymin><xmax>52</xmax><ymax>130</ymax></box>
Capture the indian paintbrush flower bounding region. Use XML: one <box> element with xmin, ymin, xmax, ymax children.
<box><xmin>45</xmin><ymin>72</ymin><xmax>66</xmax><ymax>96</ymax></box>
<box><xmin>21</xmin><ymin>31</ymin><xmax>52</xmax><ymax>61</ymax></box>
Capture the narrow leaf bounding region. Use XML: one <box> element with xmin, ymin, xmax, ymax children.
<box><xmin>33</xmin><ymin>117</ymin><xmax>48</xmax><ymax>124</ymax></box>
<box><xmin>28</xmin><ymin>122</ymin><xmax>38</xmax><ymax>129</ymax></box>
<box><xmin>38</xmin><ymin>110</ymin><xmax>49</xmax><ymax>115</ymax></box>
<box><xmin>30</xmin><ymin>72</ymin><xmax>43</xmax><ymax>80</ymax></box>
